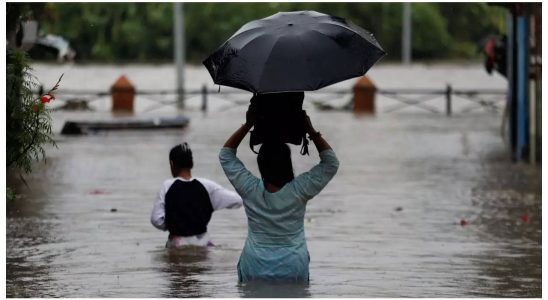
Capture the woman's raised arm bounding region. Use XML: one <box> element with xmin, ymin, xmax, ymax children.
<box><xmin>223</xmin><ymin>123</ymin><xmax>252</xmax><ymax>149</ymax></box>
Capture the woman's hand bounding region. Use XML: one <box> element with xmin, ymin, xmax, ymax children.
<box><xmin>303</xmin><ymin>111</ymin><xmax>332</xmax><ymax>152</ymax></box>
<box><xmin>303</xmin><ymin>111</ymin><xmax>317</xmax><ymax>135</ymax></box>
<box><xmin>245</xmin><ymin>106</ymin><xmax>257</xmax><ymax>127</ymax></box>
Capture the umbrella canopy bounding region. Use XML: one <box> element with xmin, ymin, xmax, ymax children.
<box><xmin>203</xmin><ymin>10</ymin><xmax>386</xmax><ymax>94</ymax></box>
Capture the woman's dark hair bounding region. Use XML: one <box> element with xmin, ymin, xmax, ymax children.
<box><xmin>169</xmin><ymin>142</ymin><xmax>193</xmax><ymax>169</ymax></box>
<box><xmin>257</xmin><ymin>142</ymin><xmax>294</xmax><ymax>188</ymax></box>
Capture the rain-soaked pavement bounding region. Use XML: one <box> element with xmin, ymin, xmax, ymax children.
<box><xmin>6</xmin><ymin>65</ymin><xmax>541</xmax><ymax>297</ymax></box>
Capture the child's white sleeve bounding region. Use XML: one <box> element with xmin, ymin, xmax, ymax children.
<box><xmin>197</xmin><ymin>177</ymin><xmax>243</xmax><ymax>210</ymax></box>
<box><xmin>150</xmin><ymin>180</ymin><xmax>169</xmax><ymax>230</ymax></box>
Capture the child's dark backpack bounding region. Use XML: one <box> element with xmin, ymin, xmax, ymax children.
<box><xmin>248</xmin><ymin>92</ymin><xmax>309</xmax><ymax>155</ymax></box>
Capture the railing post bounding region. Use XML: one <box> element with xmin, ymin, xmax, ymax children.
<box><xmin>201</xmin><ymin>84</ymin><xmax>208</xmax><ymax>112</ymax></box>
<box><xmin>111</xmin><ymin>75</ymin><xmax>135</xmax><ymax>113</ymax></box>
<box><xmin>352</xmin><ymin>76</ymin><xmax>376</xmax><ymax>114</ymax></box>
<box><xmin>446</xmin><ymin>84</ymin><xmax>452</xmax><ymax>116</ymax></box>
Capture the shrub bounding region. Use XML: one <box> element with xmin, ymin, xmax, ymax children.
<box><xmin>6</xmin><ymin>49</ymin><xmax>60</xmax><ymax>174</ymax></box>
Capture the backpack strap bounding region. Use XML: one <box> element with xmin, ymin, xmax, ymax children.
<box><xmin>299</xmin><ymin>110</ymin><xmax>309</xmax><ymax>155</ymax></box>
<box><xmin>249</xmin><ymin>130</ymin><xmax>259</xmax><ymax>154</ymax></box>
<box><xmin>300</xmin><ymin>135</ymin><xmax>309</xmax><ymax>155</ymax></box>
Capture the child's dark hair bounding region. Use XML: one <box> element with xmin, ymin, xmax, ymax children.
<box><xmin>170</xmin><ymin>142</ymin><xmax>193</xmax><ymax>169</ymax></box>
<box><xmin>257</xmin><ymin>142</ymin><xmax>294</xmax><ymax>188</ymax></box>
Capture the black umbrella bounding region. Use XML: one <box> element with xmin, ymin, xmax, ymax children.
<box><xmin>203</xmin><ymin>10</ymin><xmax>386</xmax><ymax>94</ymax></box>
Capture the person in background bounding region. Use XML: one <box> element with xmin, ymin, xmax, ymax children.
<box><xmin>151</xmin><ymin>142</ymin><xmax>243</xmax><ymax>248</ymax></box>
<box><xmin>219</xmin><ymin>110</ymin><xmax>339</xmax><ymax>282</ymax></box>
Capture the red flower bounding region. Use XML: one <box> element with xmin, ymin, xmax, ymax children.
<box><xmin>521</xmin><ymin>214</ymin><xmax>529</xmax><ymax>223</ymax></box>
<box><xmin>40</xmin><ymin>95</ymin><xmax>51</xmax><ymax>104</ymax></box>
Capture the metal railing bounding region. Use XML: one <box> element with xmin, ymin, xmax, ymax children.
<box><xmin>378</xmin><ymin>85</ymin><xmax>506</xmax><ymax>115</ymax></box>
<box><xmin>41</xmin><ymin>84</ymin><xmax>507</xmax><ymax>116</ymax></box>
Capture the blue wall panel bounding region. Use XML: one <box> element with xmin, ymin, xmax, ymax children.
<box><xmin>516</xmin><ymin>16</ymin><xmax>529</xmax><ymax>160</ymax></box>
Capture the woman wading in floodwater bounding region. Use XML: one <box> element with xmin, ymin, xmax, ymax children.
<box><xmin>219</xmin><ymin>109</ymin><xmax>339</xmax><ymax>282</ymax></box>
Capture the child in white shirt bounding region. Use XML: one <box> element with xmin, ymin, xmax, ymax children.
<box><xmin>151</xmin><ymin>142</ymin><xmax>243</xmax><ymax>247</ymax></box>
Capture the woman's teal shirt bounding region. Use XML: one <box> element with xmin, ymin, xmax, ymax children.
<box><xmin>219</xmin><ymin>147</ymin><xmax>339</xmax><ymax>282</ymax></box>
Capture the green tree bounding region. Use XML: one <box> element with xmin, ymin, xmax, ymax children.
<box><xmin>7</xmin><ymin>3</ymin><xmax>59</xmax><ymax>201</ymax></box>
<box><xmin>411</xmin><ymin>3</ymin><xmax>452</xmax><ymax>59</ymax></box>
<box><xmin>7</xmin><ymin>50</ymin><xmax>58</xmax><ymax>175</ymax></box>
<box><xmin>41</xmin><ymin>3</ymin><xmax>174</xmax><ymax>62</ymax></box>
<box><xmin>37</xmin><ymin>2</ymin><xmax>507</xmax><ymax>63</ymax></box>
<box><xmin>437</xmin><ymin>3</ymin><xmax>506</xmax><ymax>57</ymax></box>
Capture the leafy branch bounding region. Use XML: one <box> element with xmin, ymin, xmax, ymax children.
<box><xmin>6</xmin><ymin>49</ymin><xmax>61</xmax><ymax>174</ymax></box>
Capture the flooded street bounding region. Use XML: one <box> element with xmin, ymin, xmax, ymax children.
<box><xmin>6</xmin><ymin>64</ymin><xmax>541</xmax><ymax>297</ymax></box>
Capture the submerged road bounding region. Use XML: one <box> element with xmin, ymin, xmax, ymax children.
<box><xmin>7</xmin><ymin>105</ymin><xmax>541</xmax><ymax>297</ymax></box>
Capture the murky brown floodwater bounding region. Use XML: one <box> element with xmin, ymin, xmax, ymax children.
<box><xmin>7</xmin><ymin>65</ymin><xmax>541</xmax><ymax>297</ymax></box>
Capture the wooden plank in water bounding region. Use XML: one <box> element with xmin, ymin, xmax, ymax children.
<box><xmin>61</xmin><ymin>116</ymin><xmax>190</xmax><ymax>135</ymax></box>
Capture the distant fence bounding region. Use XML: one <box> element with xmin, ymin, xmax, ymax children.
<box><xmin>38</xmin><ymin>84</ymin><xmax>507</xmax><ymax>116</ymax></box>
<box><xmin>378</xmin><ymin>85</ymin><xmax>506</xmax><ymax>115</ymax></box>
